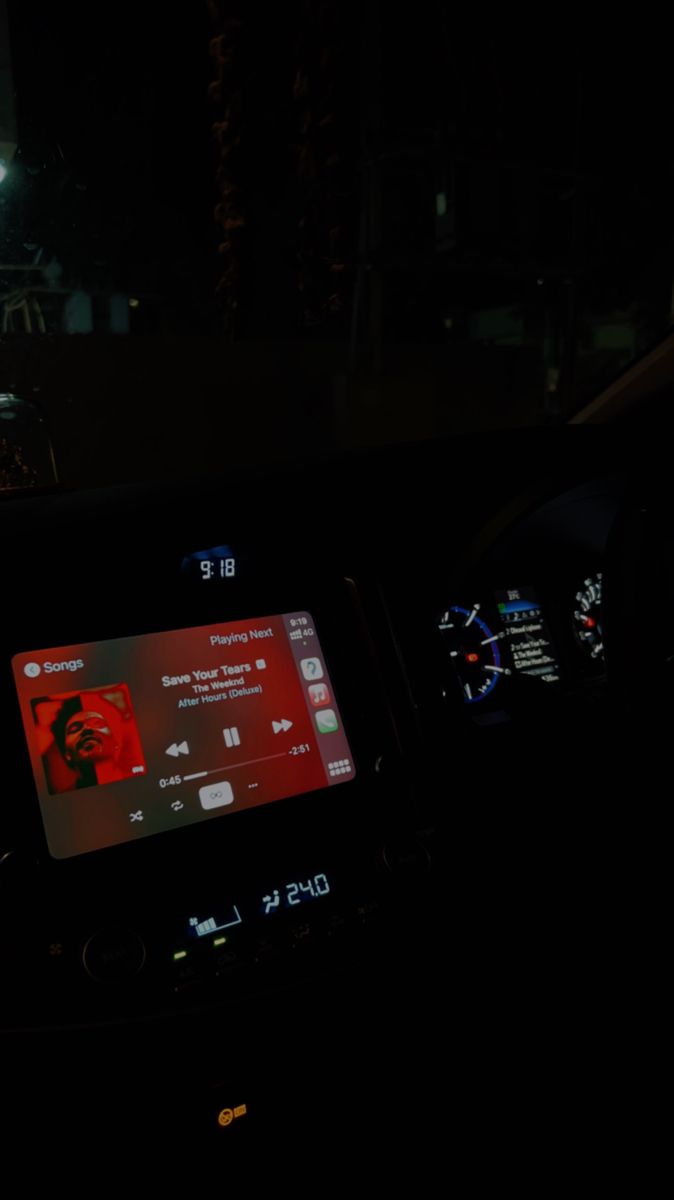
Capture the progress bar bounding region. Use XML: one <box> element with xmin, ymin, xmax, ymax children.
<box><xmin>184</xmin><ymin>752</ymin><xmax>288</xmax><ymax>782</ymax></box>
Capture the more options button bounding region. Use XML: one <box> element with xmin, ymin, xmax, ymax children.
<box><xmin>199</xmin><ymin>780</ymin><xmax>234</xmax><ymax>810</ymax></box>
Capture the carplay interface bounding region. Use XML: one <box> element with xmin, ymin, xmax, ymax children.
<box><xmin>12</xmin><ymin>612</ymin><xmax>355</xmax><ymax>859</ymax></box>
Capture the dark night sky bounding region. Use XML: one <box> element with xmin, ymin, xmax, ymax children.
<box><xmin>9</xmin><ymin>3</ymin><xmax>211</xmax><ymax>201</ymax></box>
<box><xmin>3</xmin><ymin>4</ymin><xmax>674</xmax><ymax>346</ymax></box>
<box><xmin>5</xmin><ymin>2</ymin><xmax>214</xmax><ymax>305</ymax></box>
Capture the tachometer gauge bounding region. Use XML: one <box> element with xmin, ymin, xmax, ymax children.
<box><xmin>573</xmin><ymin>573</ymin><xmax>604</xmax><ymax>661</ymax></box>
<box><xmin>438</xmin><ymin>604</ymin><xmax>509</xmax><ymax>704</ymax></box>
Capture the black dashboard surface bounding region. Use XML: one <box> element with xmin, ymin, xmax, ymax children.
<box><xmin>0</xmin><ymin>426</ymin><xmax>656</xmax><ymax>1161</ymax></box>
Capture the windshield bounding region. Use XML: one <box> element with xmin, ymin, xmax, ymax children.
<box><xmin>1</xmin><ymin>5</ymin><xmax>672</xmax><ymax>489</ymax></box>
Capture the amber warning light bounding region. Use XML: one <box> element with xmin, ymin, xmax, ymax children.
<box><xmin>217</xmin><ymin>1104</ymin><xmax>248</xmax><ymax>1128</ymax></box>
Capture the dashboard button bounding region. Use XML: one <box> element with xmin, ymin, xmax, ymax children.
<box><xmin>82</xmin><ymin>927</ymin><xmax>146</xmax><ymax>983</ymax></box>
<box><xmin>381</xmin><ymin>838</ymin><xmax>432</xmax><ymax>880</ymax></box>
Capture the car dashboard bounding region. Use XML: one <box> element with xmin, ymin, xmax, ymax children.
<box><xmin>0</xmin><ymin>426</ymin><xmax>636</xmax><ymax>1153</ymax></box>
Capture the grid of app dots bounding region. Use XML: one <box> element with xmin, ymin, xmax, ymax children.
<box><xmin>328</xmin><ymin>759</ymin><xmax>352</xmax><ymax>777</ymax></box>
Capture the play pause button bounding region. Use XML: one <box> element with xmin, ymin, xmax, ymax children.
<box><xmin>223</xmin><ymin>727</ymin><xmax>241</xmax><ymax>748</ymax></box>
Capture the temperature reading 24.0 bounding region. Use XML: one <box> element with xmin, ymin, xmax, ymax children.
<box><xmin>261</xmin><ymin>873</ymin><xmax>331</xmax><ymax>915</ymax></box>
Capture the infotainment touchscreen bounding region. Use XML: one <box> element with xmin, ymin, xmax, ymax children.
<box><xmin>12</xmin><ymin>612</ymin><xmax>355</xmax><ymax>859</ymax></box>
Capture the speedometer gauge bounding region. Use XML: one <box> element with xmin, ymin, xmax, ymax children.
<box><xmin>573</xmin><ymin>573</ymin><xmax>604</xmax><ymax>661</ymax></box>
<box><xmin>438</xmin><ymin>604</ymin><xmax>509</xmax><ymax>704</ymax></box>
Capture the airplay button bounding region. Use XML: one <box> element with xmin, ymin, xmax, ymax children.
<box><xmin>199</xmin><ymin>780</ymin><xmax>234</xmax><ymax>810</ymax></box>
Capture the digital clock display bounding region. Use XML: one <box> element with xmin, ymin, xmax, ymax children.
<box><xmin>180</xmin><ymin>544</ymin><xmax>237</xmax><ymax>581</ymax></box>
<box><xmin>200</xmin><ymin>557</ymin><xmax>236</xmax><ymax>581</ymax></box>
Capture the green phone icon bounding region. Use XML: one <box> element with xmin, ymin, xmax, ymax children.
<box><xmin>315</xmin><ymin>709</ymin><xmax>339</xmax><ymax>734</ymax></box>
